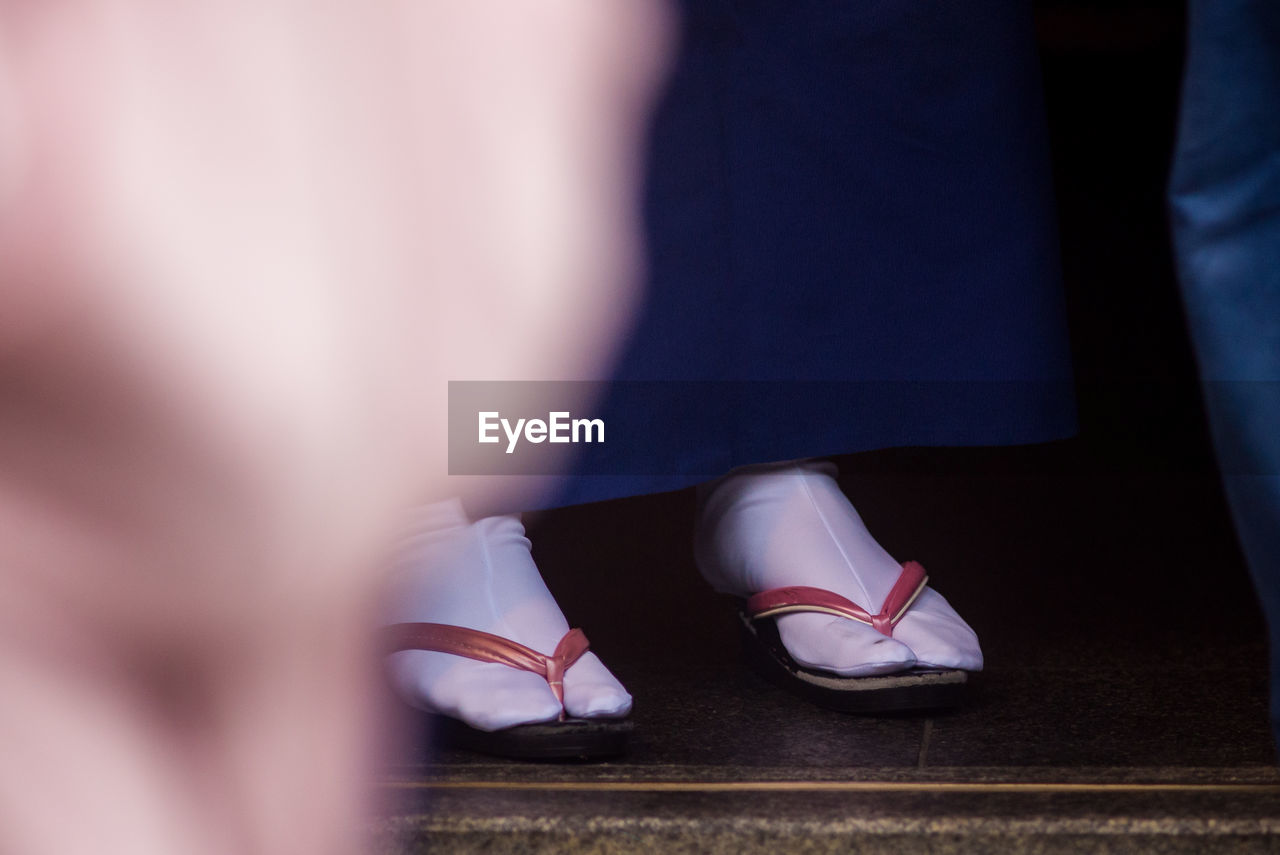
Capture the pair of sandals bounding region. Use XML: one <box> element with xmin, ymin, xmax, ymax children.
<box><xmin>385</xmin><ymin>560</ymin><xmax>967</xmax><ymax>760</ymax></box>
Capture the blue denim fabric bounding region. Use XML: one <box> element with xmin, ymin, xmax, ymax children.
<box><xmin>1169</xmin><ymin>0</ymin><xmax>1280</xmax><ymax>753</ymax></box>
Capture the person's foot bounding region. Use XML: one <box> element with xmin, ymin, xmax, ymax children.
<box><xmin>384</xmin><ymin>501</ymin><xmax>632</xmax><ymax>732</ymax></box>
<box><xmin>694</xmin><ymin>460</ymin><xmax>982</xmax><ymax>677</ymax></box>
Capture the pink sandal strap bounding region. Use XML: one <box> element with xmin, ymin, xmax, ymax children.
<box><xmin>745</xmin><ymin>560</ymin><xmax>929</xmax><ymax>637</ymax></box>
<box><xmin>383</xmin><ymin>623</ymin><xmax>590</xmax><ymax>706</ymax></box>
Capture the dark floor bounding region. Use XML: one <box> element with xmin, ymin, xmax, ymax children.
<box><xmin>374</xmin><ymin>441</ymin><xmax>1279</xmax><ymax>853</ymax></box>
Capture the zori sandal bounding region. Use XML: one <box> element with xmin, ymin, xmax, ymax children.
<box><xmin>383</xmin><ymin>623</ymin><xmax>632</xmax><ymax>760</ymax></box>
<box><xmin>738</xmin><ymin>561</ymin><xmax>968</xmax><ymax>713</ymax></box>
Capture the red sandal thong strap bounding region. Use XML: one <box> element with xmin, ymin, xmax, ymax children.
<box><xmin>745</xmin><ymin>560</ymin><xmax>929</xmax><ymax>637</ymax></box>
<box><xmin>383</xmin><ymin>623</ymin><xmax>590</xmax><ymax>706</ymax></box>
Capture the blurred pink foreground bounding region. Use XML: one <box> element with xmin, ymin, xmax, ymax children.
<box><xmin>0</xmin><ymin>2</ymin><xmax>668</xmax><ymax>853</ymax></box>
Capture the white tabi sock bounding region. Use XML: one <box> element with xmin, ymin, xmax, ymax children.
<box><xmin>385</xmin><ymin>501</ymin><xmax>632</xmax><ymax>732</ymax></box>
<box><xmin>695</xmin><ymin>461</ymin><xmax>983</xmax><ymax>677</ymax></box>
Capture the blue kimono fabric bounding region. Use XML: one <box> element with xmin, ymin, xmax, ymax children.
<box><xmin>544</xmin><ymin>0</ymin><xmax>1076</xmax><ymax>509</ymax></box>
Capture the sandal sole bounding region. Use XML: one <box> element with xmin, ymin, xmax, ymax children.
<box><xmin>421</xmin><ymin>712</ymin><xmax>633</xmax><ymax>761</ymax></box>
<box><xmin>738</xmin><ymin>608</ymin><xmax>969</xmax><ymax>714</ymax></box>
